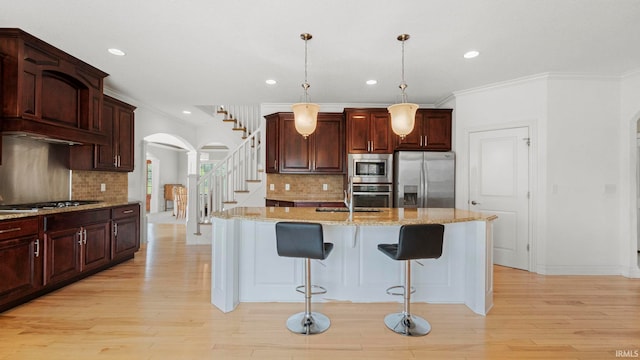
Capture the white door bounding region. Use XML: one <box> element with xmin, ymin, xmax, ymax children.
<box><xmin>469</xmin><ymin>127</ymin><xmax>530</xmax><ymax>270</ymax></box>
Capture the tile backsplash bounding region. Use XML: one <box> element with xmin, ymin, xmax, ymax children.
<box><xmin>266</xmin><ymin>173</ymin><xmax>344</xmax><ymax>198</ymax></box>
<box><xmin>72</xmin><ymin>171</ymin><xmax>128</xmax><ymax>202</ymax></box>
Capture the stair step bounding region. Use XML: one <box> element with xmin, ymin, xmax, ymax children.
<box><xmin>232</xmin><ymin>127</ymin><xmax>247</xmax><ymax>132</ymax></box>
<box><xmin>223</xmin><ymin>200</ymin><xmax>238</xmax><ymax>204</ymax></box>
<box><xmin>246</xmin><ymin>179</ymin><xmax>261</xmax><ymax>183</ymax></box>
<box><xmin>223</xmin><ymin>119</ymin><xmax>237</xmax><ymax>123</ymax></box>
<box><xmin>234</xmin><ymin>190</ymin><xmax>250</xmax><ymax>193</ymax></box>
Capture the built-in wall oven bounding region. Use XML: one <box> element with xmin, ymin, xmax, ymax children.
<box><xmin>351</xmin><ymin>183</ymin><xmax>393</xmax><ymax>208</ymax></box>
<box><xmin>348</xmin><ymin>154</ymin><xmax>393</xmax><ymax>207</ymax></box>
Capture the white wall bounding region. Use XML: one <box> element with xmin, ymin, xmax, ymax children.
<box><xmin>454</xmin><ymin>73</ymin><xmax>638</xmax><ymax>276</ymax></box>
<box><xmin>545</xmin><ymin>76</ymin><xmax>621</xmax><ymax>273</ymax></box>
<box><xmin>620</xmin><ymin>71</ymin><xmax>640</xmax><ymax>277</ymax></box>
<box><xmin>124</xmin><ymin>105</ymin><xmax>198</xmax><ymax>206</ymax></box>
<box><xmin>146</xmin><ymin>143</ymin><xmax>188</xmax><ymax>213</ymax></box>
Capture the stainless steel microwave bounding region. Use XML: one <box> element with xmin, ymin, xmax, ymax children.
<box><xmin>348</xmin><ymin>153</ymin><xmax>393</xmax><ymax>184</ymax></box>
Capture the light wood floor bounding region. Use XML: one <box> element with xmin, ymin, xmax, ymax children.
<box><xmin>1</xmin><ymin>223</ymin><xmax>639</xmax><ymax>360</ymax></box>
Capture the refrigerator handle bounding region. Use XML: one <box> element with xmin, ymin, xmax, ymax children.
<box><xmin>421</xmin><ymin>158</ymin><xmax>426</xmax><ymax>208</ymax></box>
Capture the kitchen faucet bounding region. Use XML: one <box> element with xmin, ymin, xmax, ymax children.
<box><xmin>344</xmin><ymin>176</ymin><xmax>354</xmax><ymax>214</ymax></box>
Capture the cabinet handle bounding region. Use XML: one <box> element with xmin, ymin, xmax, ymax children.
<box><xmin>0</xmin><ymin>227</ymin><xmax>21</xmax><ymax>234</ymax></box>
<box><xmin>83</xmin><ymin>229</ymin><xmax>87</xmax><ymax>244</ymax></box>
<box><xmin>419</xmin><ymin>136</ymin><xmax>422</xmax><ymax>147</ymax></box>
<box><xmin>274</xmin><ymin>160</ymin><xmax>277</xmax><ymax>169</ymax></box>
<box><xmin>122</xmin><ymin>209</ymin><xmax>134</xmax><ymax>214</ymax></box>
<box><xmin>423</xmin><ymin>136</ymin><xmax>427</xmax><ymax>147</ymax></box>
<box><xmin>34</xmin><ymin>239</ymin><xmax>40</xmax><ymax>258</ymax></box>
<box><xmin>78</xmin><ymin>230</ymin><xmax>83</xmax><ymax>245</ymax></box>
<box><xmin>113</xmin><ymin>223</ymin><xmax>118</xmax><ymax>237</ymax></box>
<box><xmin>114</xmin><ymin>155</ymin><xmax>118</xmax><ymax>167</ymax></box>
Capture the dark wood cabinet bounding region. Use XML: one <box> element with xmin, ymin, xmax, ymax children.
<box><xmin>0</xmin><ymin>28</ymin><xmax>109</xmax><ymax>145</ymax></box>
<box><xmin>345</xmin><ymin>109</ymin><xmax>393</xmax><ymax>154</ymax></box>
<box><xmin>1</xmin><ymin>203</ymin><xmax>141</xmax><ymax>312</ymax></box>
<box><xmin>394</xmin><ymin>109</ymin><xmax>452</xmax><ymax>151</ymax></box>
<box><xmin>0</xmin><ymin>217</ymin><xmax>42</xmax><ymax>307</ymax></box>
<box><xmin>69</xmin><ymin>95</ymin><xmax>136</xmax><ymax>172</ymax></box>
<box><xmin>265</xmin><ymin>113</ymin><xmax>279</xmax><ymax>173</ymax></box>
<box><xmin>111</xmin><ymin>204</ymin><xmax>140</xmax><ymax>261</ymax></box>
<box><xmin>44</xmin><ymin>209</ymin><xmax>111</xmax><ymax>285</ymax></box>
<box><xmin>265</xmin><ymin>112</ymin><xmax>345</xmax><ymax>174</ymax></box>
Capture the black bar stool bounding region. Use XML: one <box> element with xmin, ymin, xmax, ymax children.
<box><xmin>275</xmin><ymin>222</ymin><xmax>334</xmax><ymax>335</ymax></box>
<box><xmin>377</xmin><ymin>223</ymin><xmax>445</xmax><ymax>336</ymax></box>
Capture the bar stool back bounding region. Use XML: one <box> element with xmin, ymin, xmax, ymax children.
<box><xmin>275</xmin><ymin>222</ymin><xmax>333</xmax><ymax>335</ymax></box>
<box><xmin>377</xmin><ymin>224</ymin><xmax>444</xmax><ymax>336</ymax></box>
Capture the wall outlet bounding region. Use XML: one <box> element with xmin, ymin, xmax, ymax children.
<box><xmin>322</xmin><ymin>184</ymin><xmax>328</xmax><ymax>191</ymax></box>
<box><xmin>100</xmin><ymin>183</ymin><xmax>106</xmax><ymax>192</ymax></box>
<box><xmin>269</xmin><ymin>183</ymin><xmax>275</xmax><ymax>191</ymax></box>
<box><xmin>285</xmin><ymin>184</ymin><xmax>290</xmax><ymax>191</ymax></box>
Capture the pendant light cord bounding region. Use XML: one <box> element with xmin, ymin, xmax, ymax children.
<box><xmin>302</xmin><ymin>34</ymin><xmax>311</xmax><ymax>103</ymax></box>
<box><xmin>400</xmin><ymin>36</ymin><xmax>408</xmax><ymax>103</ymax></box>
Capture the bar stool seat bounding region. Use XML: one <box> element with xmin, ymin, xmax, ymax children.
<box><xmin>378</xmin><ymin>224</ymin><xmax>444</xmax><ymax>336</ymax></box>
<box><xmin>276</xmin><ymin>222</ymin><xmax>333</xmax><ymax>335</ymax></box>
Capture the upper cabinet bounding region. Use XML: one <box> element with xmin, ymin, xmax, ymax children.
<box><xmin>69</xmin><ymin>95</ymin><xmax>136</xmax><ymax>172</ymax></box>
<box><xmin>0</xmin><ymin>28</ymin><xmax>109</xmax><ymax>145</ymax></box>
<box><xmin>394</xmin><ymin>109</ymin><xmax>452</xmax><ymax>151</ymax></box>
<box><xmin>265</xmin><ymin>112</ymin><xmax>345</xmax><ymax>174</ymax></box>
<box><xmin>345</xmin><ymin>108</ymin><xmax>393</xmax><ymax>154</ymax></box>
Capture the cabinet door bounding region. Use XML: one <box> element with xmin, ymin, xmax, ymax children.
<box><xmin>115</xmin><ymin>106</ymin><xmax>135</xmax><ymax>171</ymax></box>
<box><xmin>313</xmin><ymin>114</ymin><xmax>345</xmax><ymax>173</ymax></box>
<box><xmin>0</xmin><ymin>217</ymin><xmax>42</xmax><ymax>307</ymax></box>
<box><xmin>112</xmin><ymin>216</ymin><xmax>140</xmax><ymax>261</ymax></box>
<box><xmin>423</xmin><ymin>109</ymin><xmax>452</xmax><ymax>151</ymax></box>
<box><xmin>46</xmin><ymin>227</ymin><xmax>82</xmax><ymax>285</ymax></box>
<box><xmin>346</xmin><ymin>112</ymin><xmax>370</xmax><ymax>153</ymax></box>
<box><xmin>265</xmin><ymin>114</ymin><xmax>279</xmax><ymax>173</ymax></box>
<box><xmin>95</xmin><ymin>98</ymin><xmax>116</xmax><ymax>169</ymax></box>
<box><xmin>279</xmin><ymin>114</ymin><xmax>312</xmax><ymax>173</ymax></box>
<box><xmin>369</xmin><ymin>111</ymin><xmax>393</xmax><ymax>153</ymax></box>
<box><xmin>82</xmin><ymin>221</ymin><xmax>111</xmax><ymax>272</ymax></box>
<box><xmin>394</xmin><ymin>111</ymin><xmax>423</xmax><ymax>150</ymax></box>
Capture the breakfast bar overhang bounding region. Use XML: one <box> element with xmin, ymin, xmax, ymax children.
<box><xmin>211</xmin><ymin>207</ymin><xmax>497</xmax><ymax>315</ymax></box>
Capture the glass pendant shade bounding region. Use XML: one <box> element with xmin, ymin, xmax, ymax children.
<box><xmin>388</xmin><ymin>102</ymin><xmax>418</xmax><ymax>139</ymax></box>
<box><xmin>292</xmin><ymin>102</ymin><xmax>319</xmax><ymax>138</ymax></box>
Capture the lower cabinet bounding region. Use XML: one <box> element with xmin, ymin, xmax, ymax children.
<box><xmin>0</xmin><ymin>217</ymin><xmax>42</xmax><ymax>307</ymax></box>
<box><xmin>0</xmin><ymin>203</ymin><xmax>141</xmax><ymax>312</ymax></box>
<box><xmin>111</xmin><ymin>204</ymin><xmax>140</xmax><ymax>261</ymax></box>
<box><xmin>45</xmin><ymin>209</ymin><xmax>111</xmax><ymax>285</ymax></box>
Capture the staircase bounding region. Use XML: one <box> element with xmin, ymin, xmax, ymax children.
<box><xmin>195</xmin><ymin>105</ymin><xmax>264</xmax><ymax>227</ymax></box>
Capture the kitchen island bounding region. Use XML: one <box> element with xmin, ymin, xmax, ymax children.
<box><xmin>211</xmin><ymin>207</ymin><xmax>497</xmax><ymax>315</ymax></box>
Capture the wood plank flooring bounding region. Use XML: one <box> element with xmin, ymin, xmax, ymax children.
<box><xmin>0</xmin><ymin>222</ymin><xmax>639</xmax><ymax>359</ymax></box>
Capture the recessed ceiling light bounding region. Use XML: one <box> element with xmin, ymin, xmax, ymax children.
<box><xmin>108</xmin><ymin>48</ymin><xmax>126</xmax><ymax>56</ymax></box>
<box><xmin>463</xmin><ymin>50</ymin><xmax>479</xmax><ymax>59</ymax></box>
<box><xmin>182</xmin><ymin>110</ymin><xmax>191</xmax><ymax>115</ymax></box>
<box><xmin>366</xmin><ymin>79</ymin><xmax>378</xmax><ymax>85</ymax></box>
<box><xmin>265</xmin><ymin>79</ymin><xmax>277</xmax><ymax>85</ymax></box>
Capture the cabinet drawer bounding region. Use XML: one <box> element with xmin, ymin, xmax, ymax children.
<box><xmin>0</xmin><ymin>217</ymin><xmax>39</xmax><ymax>241</ymax></box>
<box><xmin>112</xmin><ymin>204</ymin><xmax>140</xmax><ymax>220</ymax></box>
<box><xmin>44</xmin><ymin>209</ymin><xmax>111</xmax><ymax>232</ymax></box>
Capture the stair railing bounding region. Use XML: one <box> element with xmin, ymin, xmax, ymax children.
<box><xmin>196</xmin><ymin>128</ymin><xmax>262</xmax><ymax>226</ymax></box>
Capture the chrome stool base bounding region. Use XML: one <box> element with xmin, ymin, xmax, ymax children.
<box><xmin>286</xmin><ymin>311</ymin><xmax>330</xmax><ymax>335</ymax></box>
<box><xmin>384</xmin><ymin>312</ymin><xmax>431</xmax><ymax>336</ymax></box>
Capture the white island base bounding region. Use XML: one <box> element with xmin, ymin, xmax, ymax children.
<box><xmin>212</xmin><ymin>208</ymin><xmax>495</xmax><ymax>316</ymax></box>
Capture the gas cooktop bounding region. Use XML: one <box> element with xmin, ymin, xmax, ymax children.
<box><xmin>0</xmin><ymin>200</ymin><xmax>102</xmax><ymax>212</ymax></box>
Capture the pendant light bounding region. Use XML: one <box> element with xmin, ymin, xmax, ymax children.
<box><xmin>291</xmin><ymin>33</ymin><xmax>319</xmax><ymax>138</ymax></box>
<box><xmin>388</xmin><ymin>34</ymin><xmax>418</xmax><ymax>140</ymax></box>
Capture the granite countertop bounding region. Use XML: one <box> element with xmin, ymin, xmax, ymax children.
<box><xmin>0</xmin><ymin>201</ymin><xmax>140</xmax><ymax>221</ymax></box>
<box><xmin>212</xmin><ymin>206</ymin><xmax>497</xmax><ymax>226</ymax></box>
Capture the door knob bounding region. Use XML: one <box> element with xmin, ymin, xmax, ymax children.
<box><xmin>471</xmin><ymin>200</ymin><xmax>480</xmax><ymax>205</ymax></box>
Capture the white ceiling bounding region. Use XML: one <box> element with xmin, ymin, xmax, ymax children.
<box><xmin>2</xmin><ymin>0</ymin><xmax>639</xmax><ymax>125</ymax></box>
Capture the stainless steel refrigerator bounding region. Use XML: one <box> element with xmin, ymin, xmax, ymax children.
<box><xmin>394</xmin><ymin>151</ymin><xmax>455</xmax><ymax>208</ymax></box>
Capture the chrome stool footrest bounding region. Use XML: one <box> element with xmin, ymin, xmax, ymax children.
<box><xmin>296</xmin><ymin>284</ymin><xmax>327</xmax><ymax>295</ymax></box>
<box><xmin>385</xmin><ymin>285</ymin><xmax>416</xmax><ymax>296</ymax></box>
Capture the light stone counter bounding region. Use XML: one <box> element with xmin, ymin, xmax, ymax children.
<box><xmin>211</xmin><ymin>207</ymin><xmax>497</xmax><ymax>316</ymax></box>
<box><xmin>0</xmin><ymin>201</ymin><xmax>140</xmax><ymax>221</ymax></box>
